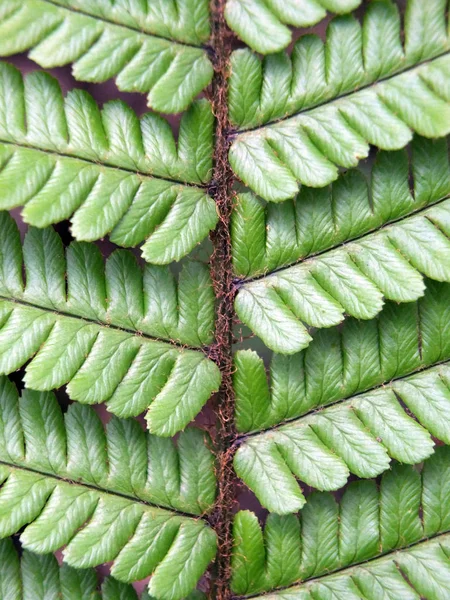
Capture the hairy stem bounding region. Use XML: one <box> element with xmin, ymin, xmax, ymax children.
<box><xmin>208</xmin><ymin>0</ymin><xmax>237</xmax><ymax>598</ymax></box>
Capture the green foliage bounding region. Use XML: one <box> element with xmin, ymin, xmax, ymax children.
<box><xmin>229</xmin><ymin>55</ymin><xmax>450</xmax><ymax>201</ymax></box>
<box><xmin>0</xmin><ymin>537</ymin><xmax>207</xmax><ymax>599</ymax></box>
<box><xmin>234</xmin><ymin>281</ymin><xmax>450</xmax><ymax>512</ymax></box>
<box><xmin>228</xmin><ymin>0</ymin><xmax>450</xmax><ymax>128</ymax></box>
<box><xmin>232</xmin><ymin>136</ymin><xmax>450</xmax><ymax>278</ymax></box>
<box><xmin>0</xmin><ymin>0</ymin><xmax>449</xmax><ymax>597</ymax></box>
<box><xmin>0</xmin><ymin>213</ymin><xmax>221</xmax><ymax>436</ymax></box>
<box><xmin>228</xmin><ymin>0</ymin><xmax>450</xmax><ymax>201</ymax></box>
<box><xmin>0</xmin><ymin>377</ymin><xmax>216</xmax><ymax>599</ymax></box>
<box><xmin>0</xmin><ymin>0</ymin><xmax>213</xmax><ymax>113</ymax></box>
<box><xmin>225</xmin><ymin>0</ymin><xmax>362</xmax><ymax>54</ymax></box>
<box><xmin>236</xmin><ymin>534</ymin><xmax>450</xmax><ymax>599</ymax></box>
<box><xmin>234</xmin><ymin>281</ymin><xmax>450</xmax><ymax>433</ymax></box>
<box><xmin>235</xmin><ymin>200</ymin><xmax>450</xmax><ymax>353</ymax></box>
<box><xmin>40</xmin><ymin>0</ymin><xmax>212</xmax><ymax>44</ymax></box>
<box><xmin>0</xmin><ymin>537</ymin><xmax>139</xmax><ymax>600</ymax></box>
<box><xmin>232</xmin><ymin>447</ymin><xmax>450</xmax><ymax>594</ymax></box>
<box><xmin>0</xmin><ymin>63</ymin><xmax>217</xmax><ymax>264</ymax></box>
<box><xmin>235</xmin><ymin>361</ymin><xmax>450</xmax><ymax>513</ymax></box>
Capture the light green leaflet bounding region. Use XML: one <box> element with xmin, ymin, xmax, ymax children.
<box><xmin>235</xmin><ymin>361</ymin><xmax>450</xmax><ymax>513</ymax></box>
<box><xmin>0</xmin><ymin>537</ymin><xmax>161</xmax><ymax>600</ymax></box>
<box><xmin>234</xmin><ymin>280</ymin><xmax>450</xmax><ymax>433</ymax></box>
<box><xmin>232</xmin><ymin>136</ymin><xmax>450</xmax><ymax>278</ymax></box>
<box><xmin>1</xmin><ymin>536</ymin><xmax>209</xmax><ymax>600</ymax></box>
<box><xmin>244</xmin><ymin>534</ymin><xmax>450</xmax><ymax>599</ymax></box>
<box><xmin>0</xmin><ymin>62</ymin><xmax>218</xmax><ymax>265</ymax></box>
<box><xmin>0</xmin><ymin>377</ymin><xmax>216</xmax><ymax>600</ymax></box>
<box><xmin>0</xmin><ymin>0</ymin><xmax>449</xmax><ymax>597</ymax></box>
<box><xmin>233</xmin><ymin>280</ymin><xmax>450</xmax><ymax>512</ymax></box>
<box><xmin>0</xmin><ymin>213</ymin><xmax>221</xmax><ymax>436</ymax></box>
<box><xmin>232</xmin><ymin>447</ymin><xmax>450</xmax><ymax>595</ymax></box>
<box><xmin>229</xmin><ymin>0</ymin><xmax>450</xmax><ymax>129</ymax></box>
<box><xmin>0</xmin><ymin>0</ymin><xmax>213</xmax><ymax>113</ymax></box>
<box><xmin>229</xmin><ymin>55</ymin><xmax>450</xmax><ymax>202</ymax></box>
<box><xmin>235</xmin><ymin>198</ymin><xmax>450</xmax><ymax>353</ymax></box>
<box><xmin>41</xmin><ymin>0</ymin><xmax>211</xmax><ymax>44</ymax></box>
<box><xmin>225</xmin><ymin>0</ymin><xmax>361</xmax><ymax>54</ymax></box>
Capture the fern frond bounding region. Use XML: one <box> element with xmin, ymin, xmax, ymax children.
<box><xmin>234</xmin><ymin>281</ymin><xmax>450</xmax><ymax>433</ymax></box>
<box><xmin>225</xmin><ymin>0</ymin><xmax>362</xmax><ymax>54</ymax></box>
<box><xmin>229</xmin><ymin>0</ymin><xmax>450</xmax><ymax>129</ymax></box>
<box><xmin>0</xmin><ymin>63</ymin><xmax>217</xmax><ymax>264</ymax></box>
<box><xmin>0</xmin><ymin>538</ymin><xmax>207</xmax><ymax>600</ymax></box>
<box><xmin>235</xmin><ymin>361</ymin><xmax>450</xmax><ymax>513</ymax></box>
<box><xmin>233</xmin><ymin>281</ymin><xmax>450</xmax><ymax>512</ymax></box>
<box><xmin>230</xmin><ymin>54</ymin><xmax>450</xmax><ymax>201</ymax></box>
<box><xmin>0</xmin><ymin>213</ymin><xmax>221</xmax><ymax>436</ymax></box>
<box><xmin>0</xmin><ymin>377</ymin><xmax>217</xmax><ymax>599</ymax></box>
<box><xmin>0</xmin><ymin>63</ymin><xmax>214</xmax><ymax>185</ymax></box>
<box><xmin>232</xmin><ymin>137</ymin><xmax>450</xmax><ymax>278</ymax></box>
<box><xmin>232</xmin><ymin>447</ymin><xmax>450</xmax><ymax>595</ymax></box>
<box><xmin>239</xmin><ymin>535</ymin><xmax>450</xmax><ymax>598</ymax></box>
<box><xmin>1</xmin><ymin>212</ymin><xmax>217</xmax><ymax>346</ymax></box>
<box><xmin>39</xmin><ymin>0</ymin><xmax>211</xmax><ymax>44</ymax></box>
<box><xmin>228</xmin><ymin>0</ymin><xmax>450</xmax><ymax>202</ymax></box>
<box><xmin>0</xmin><ymin>0</ymin><xmax>213</xmax><ymax>113</ymax></box>
<box><xmin>0</xmin><ymin>376</ymin><xmax>217</xmax><ymax>514</ymax></box>
<box><xmin>235</xmin><ymin>198</ymin><xmax>450</xmax><ymax>353</ymax></box>
<box><xmin>0</xmin><ymin>538</ymin><xmax>143</xmax><ymax>600</ymax></box>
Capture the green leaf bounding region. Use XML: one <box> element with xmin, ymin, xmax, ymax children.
<box><xmin>248</xmin><ymin>533</ymin><xmax>450</xmax><ymax>598</ymax></box>
<box><xmin>230</xmin><ymin>55</ymin><xmax>450</xmax><ymax>201</ymax></box>
<box><xmin>0</xmin><ymin>377</ymin><xmax>217</xmax><ymax>514</ymax></box>
<box><xmin>1</xmin><ymin>0</ymin><xmax>449</xmax><ymax>596</ymax></box>
<box><xmin>0</xmin><ymin>536</ymin><xmax>207</xmax><ymax>599</ymax></box>
<box><xmin>232</xmin><ymin>137</ymin><xmax>450</xmax><ymax>278</ymax></box>
<box><xmin>229</xmin><ymin>0</ymin><xmax>450</xmax><ymax>129</ymax></box>
<box><xmin>234</xmin><ymin>285</ymin><xmax>313</xmax><ymax>355</ymax></box>
<box><xmin>225</xmin><ymin>0</ymin><xmax>361</xmax><ymax>54</ymax></box>
<box><xmin>42</xmin><ymin>0</ymin><xmax>211</xmax><ymax>44</ymax></box>
<box><xmin>0</xmin><ymin>0</ymin><xmax>213</xmax><ymax>113</ymax></box>
<box><xmin>235</xmin><ymin>360</ymin><xmax>450</xmax><ymax>513</ymax></box>
<box><xmin>234</xmin><ymin>281</ymin><xmax>450</xmax><ymax>432</ymax></box>
<box><xmin>0</xmin><ymin>63</ymin><xmax>217</xmax><ymax>264</ymax></box>
<box><xmin>0</xmin><ymin>214</ymin><xmax>221</xmax><ymax>436</ymax></box>
<box><xmin>0</xmin><ymin>378</ymin><xmax>217</xmax><ymax>599</ymax></box>
<box><xmin>232</xmin><ymin>448</ymin><xmax>450</xmax><ymax>595</ymax></box>
<box><xmin>235</xmin><ymin>199</ymin><xmax>450</xmax><ymax>353</ymax></box>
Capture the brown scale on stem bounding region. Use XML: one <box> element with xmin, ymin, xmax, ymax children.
<box><xmin>207</xmin><ymin>0</ymin><xmax>239</xmax><ymax>598</ymax></box>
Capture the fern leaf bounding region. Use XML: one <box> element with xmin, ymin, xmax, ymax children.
<box><xmin>0</xmin><ymin>538</ymin><xmax>207</xmax><ymax>599</ymax></box>
<box><xmin>225</xmin><ymin>0</ymin><xmax>361</xmax><ymax>54</ymax></box>
<box><xmin>235</xmin><ymin>359</ymin><xmax>450</xmax><ymax>513</ymax></box>
<box><xmin>0</xmin><ymin>213</ymin><xmax>221</xmax><ymax>436</ymax></box>
<box><xmin>0</xmin><ymin>537</ymin><xmax>135</xmax><ymax>599</ymax></box>
<box><xmin>235</xmin><ymin>198</ymin><xmax>450</xmax><ymax>353</ymax></box>
<box><xmin>0</xmin><ymin>63</ymin><xmax>217</xmax><ymax>264</ymax></box>
<box><xmin>0</xmin><ymin>377</ymin><xmax>217</xmax><ymax>599</ymax></box>
<box><xmin>232</xmin><ymin>447</ymin><xmax>450</xmax><ymax>595</ymax></box>
<box><xmin>40</xmin><ymin>0</ymin><xmax>211</xmax><ymax>44</ymax></box>
<box><xmin>230</xmin><ymin>55</ymin><xmax>450</xmax><ymax>201</ymax></box>
<box><xmin>228</xmin><ymin>0</ymin><xmax>450</xmax><ymax>202</ymax></box>
<box><xmin>0</xmin><ymin>0</ymin><xmax>213</xmax><ymax>113</ymax></box>
<box><xmin>232</xmin><ymin>136</ymin><xmax>450</xmax><ymax>278</ymax></box>
<box><xmin>234</xmin><ymin>281</ymin><xmax>450</xmax><ymax>433</ymax></box>
<box><xmin>233</xmin><ymin>281</ymin><xmax>450</xmax><ymax>511</ymax></box>
<box><xmin>243</xmin><ymin>534</ymin><xmax>450</xmax><ymax>600</ymax></box>
<box><xmin>0</xmin><ymin>376</ymin><xmax>217</xmax><ymax>514</ymax></box>
<box><xmin>240</xmin><ymin>536</ymin><xmax>450</xmax><ymax>598</ymax></box>
<box><xmin>229</xmin><ymin>0</ymin><xmax>450</xmax><ymax>129</ymax></box>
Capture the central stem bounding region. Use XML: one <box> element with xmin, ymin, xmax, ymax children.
<box><xmin>208</xmin><ymin>0</ymin><xmax>237</xmax><ymax>598</ymax></box>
